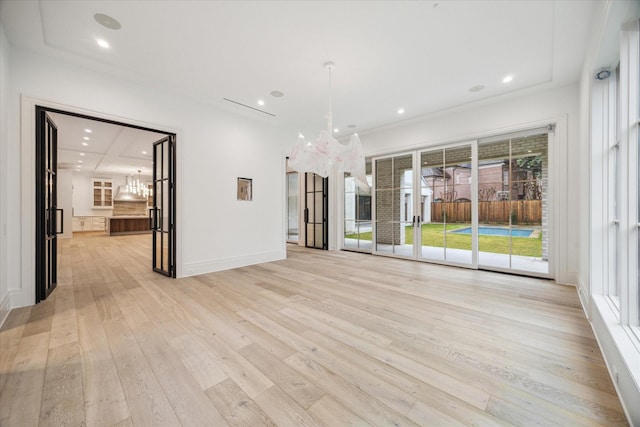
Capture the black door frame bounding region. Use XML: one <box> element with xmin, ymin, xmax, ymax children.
<box><xmin>151</xmin><ymin>135</ymin><xmax>176</xmax><ymax>277</ymax></box>
<box><xmin>34</xmin><ymin>106</ymin><xmax>177</xmax><ymax>302</ymax></box>
<box><xmin>35</xmin><ymin>108</ymin><xmax>59</xmax><ymax>302</ymax></box>
<box><xmin>304</xmin><ymin>172</ymin><xmax>328</xmax><ymax>250</ymax></box>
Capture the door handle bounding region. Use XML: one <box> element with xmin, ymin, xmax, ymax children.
<box><xmin>412</xmin><ymin>215</ymin><xmax>416</xmax><ymax>226</ymax></box>
<box><xmin>149</xmin><ymin>208</ymin><xmax>154</xmax><ymax>230</ymax></box>
<box><xmin>46</xmin><ymin>208</ymin><xmax>51</xmax><ymax>236</ymax></box>
<box><xmin>152</xmin><ymin>208</ymin><xmax>159</xmax><ymax>230</ymax></box>
<box><xmin>304</xmin><ymin>208</ymin><xmax>309</xmax><ymax>224</ymax></box>
<box><xmin>56</xmin><ymin>209</ymin><xmax>64</xmax><ymax>234</ymax></box>
<box><xmin>417</xmin><ymin>215</ymin><xmax>421</xmax><ymax>224</ymax></box>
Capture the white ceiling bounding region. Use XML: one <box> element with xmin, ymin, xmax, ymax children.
<box><xmin>1</xmin><ymin>0</ymin><xmax>598</xmax><ymax>173</ymax></box>
<box><xmin>50</xmin><ymin>112</ymin><xmax>165</xmax><ymax>176</ymax></box>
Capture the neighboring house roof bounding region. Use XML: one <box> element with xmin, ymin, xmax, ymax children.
<box><xmin>421</xmin><ymin>167</ymin><xmax>451</xmax><ymax>179</ymax></box>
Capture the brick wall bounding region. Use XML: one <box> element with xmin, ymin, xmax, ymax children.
<box><xmin>113</xmin><ymin>200</ymin><xmax>148</xmax><ymax>216</ymax></box>
<box><xmin>375</xmin><ymin>155</ymin><xmax>412</xmax><ymax>245</ymax></box>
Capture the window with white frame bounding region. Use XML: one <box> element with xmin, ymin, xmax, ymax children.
<box><xmin>608</xmin><ymin>62</ymin><xmax>621</xmax><ymax>309</ymax></box>
<box><xmin>607</xmin><ymin>19</ymin><xmax>640</xmax><ymax>331</ymax></box>
<box><xmin>625</xmin><ymin>20</ymin><xmax>640</xmax><ymax>330</ymax></box>
<box><xmin>592</xmin><ymin>21</ymin><xmax>640</xmax><ymax>343</ymax></box>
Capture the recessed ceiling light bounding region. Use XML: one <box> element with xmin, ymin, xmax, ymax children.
<box><xmin>83</xmin><ymin>136</ymin><xmax>90</xmax><ymax>140</ymax></box>
<box><xmin>469</xmin><ymin>85</ymin><xmax>485</xmax><ymax>92</ymax></box>
<box><xmin>96</xmin><ymin>39</ymin><xmax>110</xmax><ymax>49</ymax></box>
<box><xmin>142</xmin><ymin>151</ymin><xmax>147</xmax><ymax>155</ymax></box>
<box><xmin>527</xmin><ymin>150</ymin><xmax>532</xmax><ymax>153</ymax></box>
<box><xmin>94</xmin><ymin>13</ymin><xmax>121</xmax><ymax>30</ymax></box>
<box><xmin>502</xmin><ymin>75</ymin><xmax>513</xmax><ymax>83</ymax></box>
<box><xmin>84</xmin><ymin>128</ymin><xmax>92</xmax><ymax>133</ymax></box>
<box><xmin>270</xmin><ymin>90</ymin><xmax>284</xmax><ymax>98</ymax></box>
<box><xmin>78</xmin><ymin>160</ymin><xmax>83</xmax><ymax>163</ymax></box>
<box><xmin>333</xmin><ymin>128</ymin><xmax>339</xmax><ymax>133</ymax></box>
<box><xmin>397</xmin><ymin>108</ymin><xmax>405</xmax><ymax>115</ymax></box>
<box><xmin>80</xmin><ymin>153</ymin><xmax>85</xmax><ymax>156</ymax></box>
<box><xmin>82</xmin><ymin>142</ymin><xmax>88</xmax><ymax>146</ymax></box>
<box><xmin>257</xmin><ymin>99</ymin><xmax>265</xmax><ymax>106</ymax></box>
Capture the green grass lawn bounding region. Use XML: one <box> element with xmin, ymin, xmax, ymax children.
<box><xmin>346</xmin><ymin>223</ymin><xmax>542</xmax><ymax>257</ymax></box>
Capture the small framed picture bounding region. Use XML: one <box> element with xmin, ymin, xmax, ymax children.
<box><xmin>237</xmin><ymin>177</ymin><xmax>252</xmax><ymax>201</ymax></box>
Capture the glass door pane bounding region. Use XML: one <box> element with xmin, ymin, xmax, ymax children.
<box><xmin>511</xmin><ymin>135</ymin><xmax>548</xmax><ymax>274</ymax></box>
<box><xmin>420</xmin><ymin>149</ymin><xmax>445</xmax><ymax>261</ymax></box>
<box><xmin>344</xmin><ymin>160</ymin><xmax>372</xmax><ymax>251</ymax></box>
<box><xmin>478</xmin><ymin>134</ymin><xmax>548</xmax><ymax>274</ymax></box>
<box><xmin>478</xmin><ymin>138</ymin><xmax>512</xmax><ymax>269</ymax></box>
<box><xmin>152</xmin><ymin>135</ymin><xmax>176</xmax><ymax>277</ymax></box>
<box><xmin>420</xmin><ymin>145</ymin><xmax>473</xmax><ymax>265</ymax></box>
<box><xmin>286</xmin><ymin>172</ymin><xmax>299</xmax><ymax>242</ymax></box>
<box><xmin>445</xmin><ymin>145</ymin><xmax>473</xmax><ymax>264</ymax></box>
<box><xmin>36</xmin><ymin>109</ymin><xmax>59</xmax><ymax>302</ymax></box>
<box><xmin>305</xmin><ymin>173</ymin><xmax>327</xmax><ymax>249</ymax></box>
<box><xmin>374</xmin><ymin>154</ymin><xmax>414</xmax><ymax>257</ymax></box>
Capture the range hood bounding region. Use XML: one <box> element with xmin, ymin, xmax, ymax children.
<box><xmin>114</xmin><ymin>185</ymin><xmax>148</xmax><ymax>201</ymax></box>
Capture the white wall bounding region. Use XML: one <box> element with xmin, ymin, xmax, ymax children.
<box><xmin>5</xmin><ymin>45</ymin><xmax>294</xmax><ymax>308</ymax></box>
<box><xmin>357</xmin><ymin>83</ymin><xmax>580</xmax><ymax>284</ymax></box>
<box><xmin>0</xmin><ymin>23</ymin><xmax>10</xmax><ymax>324</ymax></box>
<box><xmin>57</xmin><ymin>169</ymin><xmax>73</xmax><ymax>239</ymax></box>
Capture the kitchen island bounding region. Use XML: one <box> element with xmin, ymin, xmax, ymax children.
<box><xmin>109</xmin><ymin>216</ymin><xmax>151</xmax><ymax>236</ymax></box>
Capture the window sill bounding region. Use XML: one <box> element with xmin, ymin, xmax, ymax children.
<box><xmin>591</xmin><ymin>295</ymin><xmax>640</xmax><ymax>424</ymax></box>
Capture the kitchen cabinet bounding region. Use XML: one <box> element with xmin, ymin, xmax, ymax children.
<box><xmin>109</xmin><ymin>216</ymin><xmax>151</xmax><ymax>235</ymax></box>
<box><xmin>92</xmin><ymin>179</ymin><xmax>113</xmax><ymax>208</ymax></box>
<box><xmin>72</xmin><ymin>216</ymin><xmax>106</xmax><ymax>232</ymax></box>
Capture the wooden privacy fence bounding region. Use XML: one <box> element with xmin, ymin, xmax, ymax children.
<box><xmin>429</xmin><ymin>200</ymin><xmax>542</xmax><ymax>224</ymax></box>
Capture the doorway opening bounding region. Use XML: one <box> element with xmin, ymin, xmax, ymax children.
<box><xmin>34</xmin><ymin>106</ymin><xmax>177</xmax><ymax>303</ymax></box>
<box><xmin>304</xmin><ymin>172</ymin><xmax>328</xmax><ymax>250</ymax></box>
<box><xmin>286</xmin><ymin>169</ymin><xmax>300</xmax><ymax>243</ymax></box>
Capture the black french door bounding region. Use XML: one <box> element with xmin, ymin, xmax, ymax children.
<box><xmin>151</xmin><ymin>135</ymin><xmax>176</xmax><ymax>277</ymax></box>
<box><xmin>304</xmin><ymin>173</ymin><xmax>328</xmax><ymax>250</ymax></box>
<box><xmin>35</xmin><ymin>108</ymin><xmax>62</xmax><ymax>302</ymax></box>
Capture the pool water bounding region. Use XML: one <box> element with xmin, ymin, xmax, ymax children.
<box><xmin>450</xmin><ymin>226</ymin><xmax>534</xmax><ymax>237</ymax></box>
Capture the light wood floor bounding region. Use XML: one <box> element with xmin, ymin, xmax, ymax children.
<box><xmin>0</xmin><ymin>233</ymin><xmax>628</xmax><ymax>426</ymax></box>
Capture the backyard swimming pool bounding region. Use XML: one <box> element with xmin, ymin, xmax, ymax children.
<box><xmin>450</xmin><ymin>226</ymin><xmax>534</xmax><ymax>237</ymax></box>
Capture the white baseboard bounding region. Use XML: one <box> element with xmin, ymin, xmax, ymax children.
<box><xmin>0</xmin><ymin>288</ymin><xmax>33</xmax><ymax>328</ymax></box>
<box><xmin>0</xmin><ymin>291</ymin><xmax>11</xmax><ymax>328</ymax></box>
<box><xmin>577</xmin><ymin>278</ymin><xmax>590</xmax><ymax>320</ymax></box>
<box><xmin>182</xmin><ymin>250</ymin><xmax>285</xmax><ymax>277</ymax></box>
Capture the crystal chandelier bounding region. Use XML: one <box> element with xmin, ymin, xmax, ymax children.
<box><xmin>126</xmin><ymin>170</ymin><xmax>150</xmax><ymax>198</ymax></box>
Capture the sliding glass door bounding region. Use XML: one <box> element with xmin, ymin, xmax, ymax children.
<box><xmin>373</xmin><ymin>153</ymin><xmax>415</xmax><ymax>257</ymax></box>
<box><xmin>477</xmin><ymin>133</ymin><xmax>548</xmax><ymax>274</ymax></box>
<box><xmin>373</xmin><ymin>147</ymin><xmax>475</xmax><ymax>266</ymax></box>
<box><xmin>419</xmin><ymin>144</ymin><xmax>474</xmax><ymax>266</ymax></box>
<box><xmin>369</xmin><ymin>130</ymin><xmax>550</xmax><ymax>277</ymax></box>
